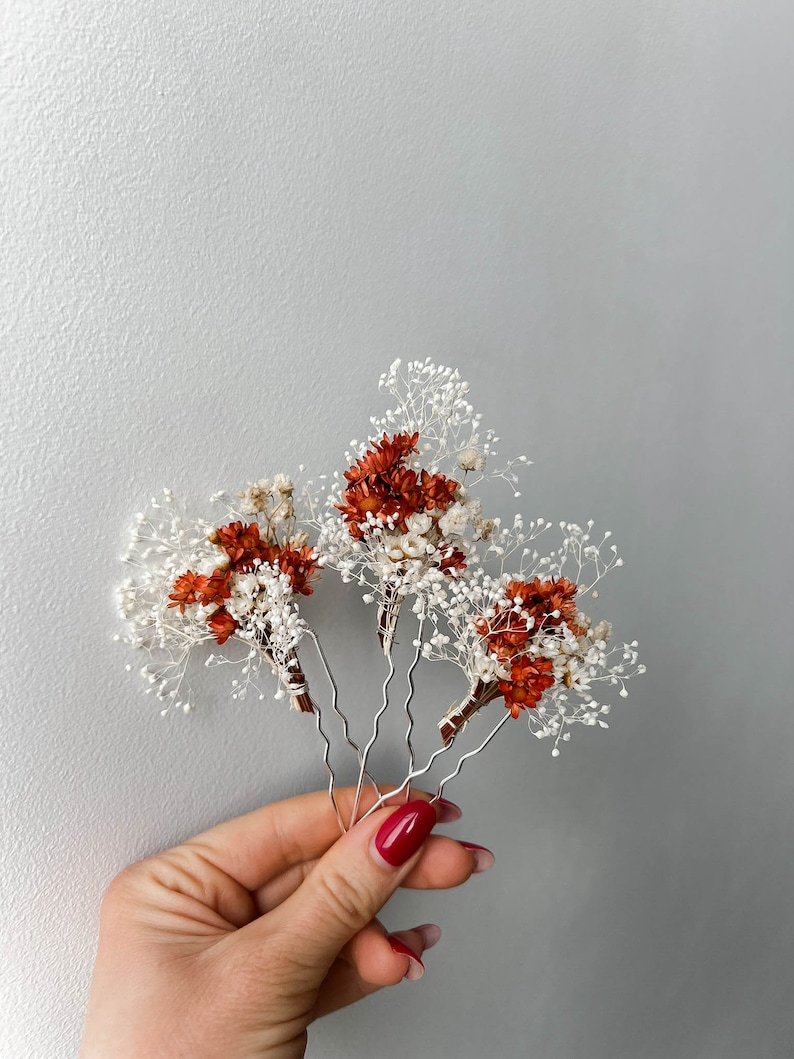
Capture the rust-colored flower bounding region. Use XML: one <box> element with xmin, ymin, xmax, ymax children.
<box><xmin>167</xmin><ymin>571</ymin><xmax>204</xmax><ymax>613</ymax></box>
<box><xmin>418</xmin><ymin>469</ymin><xmax>458</xmax><ymax>511</ymax></box>
<box><xmin>338</xmin><ymin>480</ymin><xmax>397</xmax><ymax>539</ymax></box>
<box><xmin>477</xmin><ymin>576</ymin><xmax>583</xmax><ymax>658</ymax></box>
<box><xmin>207</xmin><ymin>607</ymin><xmax>238</xmax><ymax>645</ymax></box>
<box><xmin>195</xmin><ymin>568</ymin><xmax>232</xmax><ymax>608</ymax></box>
<box><xmin>475</xmin><ymin>619</ymin><xmax>530</xmax><ymax>659</ymax></box>
<box><xmin>517</xmin><ymin>576</ymin><xmax>583</xmax><ymax>636</ymax></box>
<box><xmin>439</xmin><ymin>546</ymin><xmax>467</xmax><ymax>575</ymax></box>
<box><xmin>499</xmin><ymin>656</ymin><xmax>555</xmax><ymax>718</ymax></box>
<box><xmin>211</xmin><ymin>521</ymin><xmax>271</xmax><ymax>569</ymax></box>
<box><xmin>338</xmin><ymin>432</ymin><xmax>427</xmax><ymax>537</ymax></box>
<box><xmin>474</xmin><ymin>586</ymin><xmax>532</xmax><ymax>659</ymax></box>
<box><xmin>381</xmin><ymin>465</ymin><xmax>423</xmax><ymax>523</ymax></box>
<box><xmin>344</xmin><ymin>431</ymin><xmax>419</xmax><ymax>485</ymax></box>
<box><xmin>276</xmin><ymin>545</ymin><xmax>321</xmax><ymax>596</ymax></box>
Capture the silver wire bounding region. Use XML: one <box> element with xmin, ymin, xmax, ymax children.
<box><xmin>359</xmin><ymin>709</ymin><xmax>511</xmax><ymax>821</ymax></box>
<box><xmin>306</xmin><ymin>629</ymin><xmax>380</xmax><ymax>816</ymax></box>
<box><xmin>401</xmin><ymin>615</ymin><xmax>424</xmax><ymax>802</ymax></box>
<box><xmin>432</xmin><ymin>711</ymin><xmax>511</xmax><ymax>801</ymax></box>
<box><xmin>358</xmin><ymin>740</ymin><xmax>451</xmax><ymax>820</ymax></box>
<box><xmin>313</xmin><ymin>695</ymin><xmax>345</xmax><ymax>834</ymax></box>
<box><xmin>349</xmin><ymin>645</ymin><xmax>396</xmax><ymax>827</ymax></box>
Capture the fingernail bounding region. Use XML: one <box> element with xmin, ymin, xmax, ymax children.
<box><xmin>414</xmin><ymin>923</ymin><xmax>442</xmax><ymax>950</ymax></box>
<box><xmin>387</xmin><ymin>936</ymin><xmax>425</xmax><ymax>980</ymax></box>
<box><xmin>436</xmin><ymin>797</ymin><xmax>463</xmax><ymax>823</ymax></box>
<box><xmin>374</xmin><ymin>800</ymin><xmax>437</xmax><ymax>867</ymax></box>
<box><xmin>460</xmin><ymin>841</ymin><xmax>495</xmax><ymax>873</ymax></box>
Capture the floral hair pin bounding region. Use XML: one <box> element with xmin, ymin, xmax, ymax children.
<box><xmin>118</xmin><ymin>475</ymin><xmax>322</xmax><ymax>714</ymax></box>
<box><xmin>119</xmin><ymin>360</ymin><xmax>644</xmax><ymax>831</ymax></box>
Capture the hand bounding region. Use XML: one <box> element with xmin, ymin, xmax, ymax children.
<box><xmin>80</xmin><ymin>787</ymin><xmax>494</xmax><ymax>1058</ymax></box>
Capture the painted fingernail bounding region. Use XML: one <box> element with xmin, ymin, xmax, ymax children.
<box><xmin>374</xmin><ymin>800</ymin><xmax>437</xmax><ymax>867</ymax></box>
<box><xmin>436</xmin><ymin>797</ymin><xmax>463</xmax><ymax>823</ymax></box>
<box><xmin>460</xmin><ymin>841</ymin><xmax>495</xmax><ymax>873</ymax></box>
<box><xmin>414</xmin><ymin>923</ymin><xmax>442</xmax><ymax>950</ymax></box>
<box><xmin>387</xmin><ymin>936</ymin><xmax>425</xmax><ymax>980</ymax></box>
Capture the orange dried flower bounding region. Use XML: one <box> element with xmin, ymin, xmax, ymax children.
<box><xmin>474</xmin><ymin>615</ymin><xmax>530</xmax><ymax>659</ymax></box>
<box><xmin>168</xmin><ymin>568</ymin><xmax>233</xmax><ymax>634</ymax></box>
<box><xmin>212</xmin><ymin>521</ymin><xmax>271</xmax><ymax>570</ymax></box>
<box><xmin>344</xmin><ymin>431</ymin><xmax>419</xmax><ymax>485</ymax></box>
<box><xmin>477</xmin><ymin>576</ymin><xmax>583</xmax><ymax>659</ymax></box>
<box><xmin>517</xmin><ymin>576</ymin><xmax>583</xmax><ymax>635</ymax></box>
<box><xmin>438</xmin><ymin>546</ymin><xmax>467</xmax><ymax>575</ymax></box>
<box><xmin>167</xmin><ymin>571</ymin><xmax>205</xmax><ymax>613</ymax></box>
<box><xmin>207</xmin><ymin>607</ymin><xmax>238</xmax><ymax>645</ymax></box>
<box><xmin>276</xmin><ymin>545</ymin><xmax>321</xmax><ymax>596</ymax></box>
<box><xmin>475</xmin><ymin>583</ymin><xmax>532</xmax><ymax>659</ymax></box>
<box><xmin>499</xmin><ymin>656</ymin><xmax>555</xmax><ymax>717</ymax></box>
<box><xmin>418</xmin><ymin>469</ymin><xmax>458</xmax><ymax>511</ymax></box>
<box><xmin>381</xmin><ymin>465</ymin><xmax>423</xmax><ymax>522</ymax></box>
<box><xmin>338</xmin><ymin>432</ymin><xmax>428</xmax><ymax>537</ymax></box>
<box><xmin>194</xmin><ymin>568</ymin><xmax>232</xmax><ymax>608</ymax></box>
<box><xmin>338</xmin><ymin>481</ymin><xmax>397</xmax><ymax>540</ymax></box>
<box><xmin>339</xmin><ymin>474</ymin><xmax>424</xmax><ymax>538</ymax></box>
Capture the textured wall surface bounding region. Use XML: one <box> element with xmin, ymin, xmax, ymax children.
<box><xmin>2</xmin><ymin>2</ymin><xmax>793</xmax><ymax>1056</ymax></box>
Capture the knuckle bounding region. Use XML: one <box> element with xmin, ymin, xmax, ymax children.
<box><xmin>314</xmin><ymin>867</ymin><xmax>380</xmax><ymax>932</ymax></box>
<box><xmin>99</xmin><ymin>860</ymin><xmax>150</xmax><ymax>921</ymax></box>
<box><xmin>102</xmin><ymin>861</ymin><xmax>142</xmax><ymax>901</ymax></box>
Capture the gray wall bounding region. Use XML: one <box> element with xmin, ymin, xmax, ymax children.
<box><xmin>2</xmin><ymin>2</ymin><xmax>793</xmax><ymax>1056</ymax></box>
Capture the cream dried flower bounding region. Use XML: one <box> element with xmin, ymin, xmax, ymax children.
<box><xmin>238</xmin><ymin>480</ymin><xmax>274</xmax><ymax>515</ymax></box>
<box><xmin>458</xmin><ymin>447</ymin><xmax>486</xmax><ymax>472</ymax></box>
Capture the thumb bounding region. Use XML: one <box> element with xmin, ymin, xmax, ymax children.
<box><xmin>263</xmin><ymin>800</ymin><xmax>437</xmax><ymax>978</ymax></box>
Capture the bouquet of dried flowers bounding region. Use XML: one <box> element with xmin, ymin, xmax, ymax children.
<box><xmin>119</xmin><ymin>360</ymin><xmax>644</xmax><ymax>830</ymax></box>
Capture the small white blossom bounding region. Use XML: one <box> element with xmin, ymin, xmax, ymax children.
<box><xmin>438</xmin><ymin>502</ymin><xmax>470</xmax><ymax>538</ymax></box>
<box><xmin>592</xmin><ymin>619</ymin><xmax>612</xmax><ymax>644</ymax></box>
<box><xmin>458</xmin><ymin>447</ymin><xmax>486</xmax><ymax>472</ymax></box>
<box><xmin>405</xmin><ymin>512</ymin><xmax>433</xmax><ymax>535</ymax></box>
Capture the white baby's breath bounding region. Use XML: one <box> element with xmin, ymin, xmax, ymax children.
<box><xmin>120</xmin><ymin>484</ymin><xmax>320</xmax><ymax>715</ymax></box>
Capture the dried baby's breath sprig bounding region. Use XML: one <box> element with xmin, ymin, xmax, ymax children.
<box><xmin>310</xmin><ymin>359</ymin><xmax>530</xmax><ymax>656</ymax></box>
<box><xmin>422</xmin><ymin>521</ymin><xmax>645</xmax><ymax>753</ymax></box>
<box><xmin>118</xmin><ymin>484</ymin><xmax>323</xmax><ymax>716</ymax></box>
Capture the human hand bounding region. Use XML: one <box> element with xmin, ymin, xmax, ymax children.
<box><xmin>79</xmin><ymin>787</ymin><xmax>494</xmax><ymax>1058</ymax></box>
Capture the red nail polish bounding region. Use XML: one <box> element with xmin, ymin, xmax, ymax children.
<box><xmin>374</xmin><ymin>800</ymin><xmax>437</xmax><ymax>866</ymax></box>
<box><xmin>387</xmin><ymin>935</ymin><xmax>425</xmax><ymax>980</ymax></box>
<box><xmin>436</xmin><ymin>797</ymin><xmax>463</xmax><ymax>822</ymax></box>
<box><xmin>460</xmin><ymin>841</ymin><xmax>496</xmax><ymax>873</ymax></box>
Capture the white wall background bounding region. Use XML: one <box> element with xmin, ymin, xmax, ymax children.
<box><xmin>3</xmin><ymin>1</ymin><xmax>793</xmax><ymax>1056</ymax></box>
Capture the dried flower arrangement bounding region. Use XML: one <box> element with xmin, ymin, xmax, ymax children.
<box><xmin>118</xmin><ymin>360</ymin><xmax>644</xmax><ymax>830</ymax></box>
